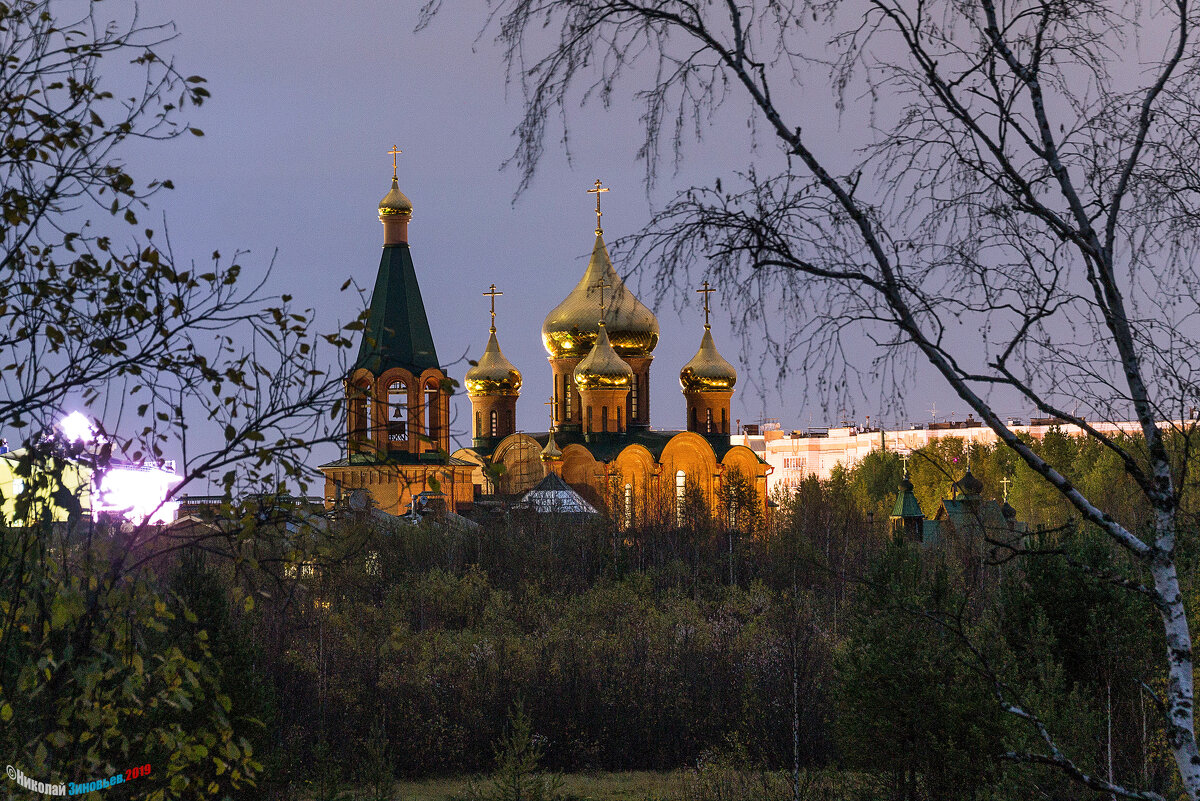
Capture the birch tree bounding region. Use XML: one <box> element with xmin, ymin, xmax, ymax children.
<box><xmin>422</xmin><ymin>0</ymin><xmax>1200</xmax><ymax>797</ymax></box>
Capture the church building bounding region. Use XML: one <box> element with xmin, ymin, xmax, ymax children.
<box><xmin>452</xmin><ymin>180</ymin><xmax>770</xmax><ymax>526</ymax></box>
<box><xmin>322</xmin><ymin>164</ymin><xmax>769</xmax><ymax>524</ymax></box>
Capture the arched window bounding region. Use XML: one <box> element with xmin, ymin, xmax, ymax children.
<box><xmin>721</xmin><ymin>408</ymin><xmax>728</xmax><ymax>434</ymax></box>
<box><xmin>690</xmin><ymin>406</ymin><xmax>698</xmax><ymax>431</ymax></box>
<box><xmin>624</xmin><ymin>483</ymin><xmax>633</xmax><ymax>529</ymax></box>
<box><xmin>602</xmin><ymin>405</ymin><xmax>609</xmax><ymax>433</ymax></box>
<box><xmin>630</xmin><ymin>374</ymin><xmax>639</xmax><ymax>420</ymax></box>
<box><xmin>490</xmin><ymin>409</ymin><xmax>498</xmax><ymax>437</ymax></box>
<box><xmin>387</xmin><ymin>380</ymin><xmax>408</xmax><ymax>443</ymax></box>
<box><xmin>706</xmin><ymin>408</ymin><xmax>713</xmax><ymax>434</ymax></box>
<box><xmin>425</xmin><ymin>382</ymin><xmax>439</xmax><ymax>442</ymax></box>
<box><xmin>350</xmin><ymin>381</ymin><xmax>371</xmax><ymax>447</ymax></box>
<box><xmin>475</xmin><ymin>411</ymin><xmax>481</xmax><ymax>438</ymax></box>
<box><xmin>586</xmin><ymin>405</ymin><xmax>593</xmax><ymax>433</ymax></box>
<box><xmin>675</xmin><ymin>470</ymin><xmax>687</xmax><ymax>527</ymax></box>
<box><xmin>564</xmin><ymin>375</ymin><xmax>572</xmax><ymax>419</ymax></box>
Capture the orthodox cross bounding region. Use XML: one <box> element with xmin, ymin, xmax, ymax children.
<box><xmin>483</xmin><ymin>283</ymin><xmax>502</xmax><ymax>332</ymax></box>
<box><xmin>544</xmin><ymin>396</ymin><xmax>556</xmax><ymax>431</ymax></box>
<box><xmin>592</xmin><ymin>277</ymin><xmax>611</xmax><ymax>323</ymax></box>
<box><xmin>900</xmin><ymin>452</ymin><xmax>910</xmax><ymax>476</ymax></box>
<box><xmin>928</xmin><ymin>401</ymin><xmax>938</xmax><ymax>420</ymax></box>
<box><xmin>1001</xmin><ymin>476</ymin><xmax>1012</xmax><ymax>500</ymax></box>
<box><xmin>387</xmin><ymin>145</ymin><xmax>402</xmax><ymax>179</ymax></box>
<box><xmin>588</xmin><ymin>179</ymin><xmax>610</xmax><ymax>235</ymax></box>
<box><xmin>697</xmin><ymin>280</ymin><xmax>715</xmax><ymax>328</ymax></box>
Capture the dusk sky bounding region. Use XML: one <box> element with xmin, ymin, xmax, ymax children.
<box><xmin>124</xmin><ymin>1</ymin><xmax>978</xmax><ymax>464</ymax></box>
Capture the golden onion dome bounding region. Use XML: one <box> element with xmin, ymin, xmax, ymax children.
<box><xmin>680</xmin><ymin>328</ymin><xmax>737</xmax><ymax>393</ymax></box>
<box><xmin>542</xmin><ymin>233</ymin><xmax>659</xmax><ymax>359</ymax></box>
<box><xmin>540</xmin><ymin>429</ymin><xmax>563</xmax><ymax>462</ymax></box>
<box><xmin>378</xmin><ymin>177</ymin><xmax>413</xmax><ymax>216</ymax></box>
<box><xmin>574</xmin><ymin>324</ymin><xmax>633</xmax><ymax>391</ymax></box>
<box><xmin>465</xmin><ymin>330</ymin><xmax>522</xmax><ymax>396</ymax></box>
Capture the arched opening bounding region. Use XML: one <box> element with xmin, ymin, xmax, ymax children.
<box><xmin>602</xmin><ymin>405</ymin><xmax>609</xmax><ymax>433</ymax></box>
<box><xmin>675</xmin><ymin>469</ymin><xmax>687</xmax><ymax>527</ymax></box>
<box><xmin>705</xmin><ymin>408</ymin><xmax>713</xmax><ymax>434</ymax></box>
<box><xmin>425</xmin><ymin>382</ymin><xmax>439</xmax><ymax>443</ymax></box>
<box><xmin>586</xmin><ymin>405</ymin><xmax>593</xmax><ymax>433</ymax></box>
<box><xmin>387</xmin><ymin>380</ymin><xmax>407</xmax><ymax>445</ymax></box>
<box><xmin>630</xmin><ymin>374</ymin><xmax>639</xmax><ymax>421</ymax></box>
<box><xmin>490</xmin><ymin>409</ymin><xmax>498</xmax><ymax>437</ymax></box>
<box><xmin>721</xmin><ymin>408</ymin><xmax>728</xmax><ymax>434</ymax></box>
<box><xmin>350</xmin><ymin>380</ymin><xmax>372</xmax><ymax>450</ymax></box>
<box><xmin>475</xmin><ymin>411</ymin><xmax>482</xmax><ymax>438</ymax></box>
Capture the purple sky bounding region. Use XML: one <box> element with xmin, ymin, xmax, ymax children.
<box><xmin>119</xmin><ymin>1</ymin><xmax>976</xmax><ymax>467</ymax></box>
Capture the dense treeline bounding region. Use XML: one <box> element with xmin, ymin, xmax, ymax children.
<box><xmin>8</xmin><ymin>430</ymin><xmax>1196</xmax><ymax>800</ymax></box>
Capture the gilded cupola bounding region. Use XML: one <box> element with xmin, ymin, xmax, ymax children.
<box><xmin>378</xmin><ymin>176</ymin><xmax>413</xmax><ymax>217</ymax></box>
<box><xmin>465</xmin><ymin>330</ymin><xmax>522</xmax><ymax>396</ymax></box>
<box><xmin>573</xmin><ymin>324</ymin><xmax>634</xmax><ymax>391</ymax></box>
<box><xmin>680</xmin><ymin>328</ymin><xmax>737</xmax><ymax>393</ymax></box>
<box><xmin>542</xmin><ymin>233</ymin><xmax>660</xmax><ymax>359</ymax></box>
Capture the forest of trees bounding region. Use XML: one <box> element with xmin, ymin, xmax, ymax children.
<box><xmin>6</xmin><ymin>430</ymin><xmax>1189</xmax><ymax>800</ymax></box>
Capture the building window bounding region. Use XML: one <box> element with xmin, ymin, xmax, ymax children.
<box><xmin>475</xmin><ymin>411</ymin><xmax>481</xmax><ymax>438</ymax></box>
<box><xmin>387</xmin><ymin>381</ymin><xmax>408</xmax><ymax>443</ymax></box>
<box><xmin>721</xmin><ymin>408</ymin><xmax>727</xmax><ymax>434</ymax></box>
<box><xmin>624</xmin><ymin>483</ymin><xmax>633</xmax><ymax>529</ymax></box>
<box><xmin>602</xmin><ymin>405</ymin><xmax>609</xmax><ymax>433</ymax></box>
<box><xmin>631</xmin><ymin>374</ymin><xmax>639</xmax><ymax>419</ymax></box>
<box><xmin>675</xmin><ymin>470</ymin><xmax>686</xmax><ymax>527</ymax></box>
<box><xmin>565</xmin><ymin>376</ymin><xmax>572</xmax><ymax>419</ymax></box>
<box><xmin>425</xmin><ymin>383</ymin><xmax>439</xmax><ymax>441</ymax></box>
<box><xmin>706</xmin><ymin>408</ymin><xmax>713</xmax><ymax>434</ymax></box>
<box><xmin>586</xmin><ymin>405</ymin><xmax>593</xmax><ymax>433</ymax></box>
<box><xmin>490</xmin><ymin>409</ymin><xmax>498</xmax><ymax>437</ymax></box>
<box><xmin>351</xmin><ymin>381</ymin><xmax>371</xmax><ymax>446</ymax></box>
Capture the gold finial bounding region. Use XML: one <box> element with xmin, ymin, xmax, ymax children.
<box><xmin>591</xmin><ymin>277</ymin><xmax>611</xmax><ymax>325</ymax></box>
<box><xmin>697</xmin><ymin>280</ymin><xmax>715</xmax><ymax>329</ymax></box>
<box><xmin>388</xmin><ymin>145</ymin><xmax>402</xmax><ymax>179</ymax></box>
<box><xmin>544</xmin><ymin>395</ymin><xmax>556</xmax><ymax>431</ymax></box>
<box><xmin>587</xmin><ymin>179</ymin><xmax>610</xmax><ymax>235</ymax></box>
<box><xmin>483</xmin><ymin>283</ymin><xmax>502</xmax><ymax>333</ymax></box>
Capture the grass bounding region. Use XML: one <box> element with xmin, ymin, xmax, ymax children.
<box><xmin>390</xmin><ymin>770</ymin><xmax>686</xmax><ymax>801</ymax></box>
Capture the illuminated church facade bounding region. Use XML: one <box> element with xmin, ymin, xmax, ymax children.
<box><xmin>322</xmin><ymin>167</ymin><xmax>769</xmax><ymax>524</ymax></box>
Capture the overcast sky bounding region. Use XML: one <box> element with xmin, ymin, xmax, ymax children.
<box><xmin>117</xmin><ymin>0</ymin><xmax>981</xmax><ymax>467</ymax></box>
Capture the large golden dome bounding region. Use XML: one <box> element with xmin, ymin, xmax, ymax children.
<box><xmin>542</xmin><ymin>234</ymin><xmax>659</xmax><ymax>359</ymax></box>
<box><xmin>378</xmin><ymin>177</ymin><xmax>413</xmax><ymax>216</ymax></box>
<box><xmin>574</xmin><ymin>324</ymin><xmax>633</xmax><ymax>391</ymax></box>
<box><xmin>465</xmin><ymin>330</ymin><xmax>522</xmax><ymax>396</ymax></box>
<box><xmin>680</xmin><ymin>328</ymin><xmax>737</xmax><ymax>393</ymax></box>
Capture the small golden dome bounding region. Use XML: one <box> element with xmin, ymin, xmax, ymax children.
<box><xmin>378</xmin><ymin>177</ymin><xmax>413</xmax><ymax>216</ymax></box>
<box><xmin>465</xmin><ymin>330</ymin><xmax>522</xmax><ymax>396</ymax></box>
<box><xmin>540</xmin><ymin>429</ymin><xmax>563</xmax><ymax>461</ymax></box>
<box><xmin>542</xmin><ymin>234</ymin><xmax>659</xmax><ymax>359</ymax></box>
<box><xmin>574</xmin><ymin>324</ymin><xmax>633</xmax><ymax>391</ymax></box>
<box><xmin>680</xmin><ymin>328</ymin><xmax>737</xmax><ymax>393</ymax></box>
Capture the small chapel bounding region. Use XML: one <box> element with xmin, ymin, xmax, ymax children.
<box><xmin>322</xmin><ymin>162</ymin><xmax>769</xmax><ymax>524</ymax></box>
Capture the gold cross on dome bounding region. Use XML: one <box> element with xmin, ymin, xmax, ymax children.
<box><xmin>587</xmin><ymin>179</ymin><xmax>610</xmax><ymax>235</ymax></box>
<box><xmin>900</xmin><ymin>452</ymin><xmax>910</xmax><ymax>476</ymax></box>
<box><xmin>697</xmin><ymin>280</ymin><xmax>715</xmax><ymax>328</ymax></box>
<box><xmin>483</xmin><ymin>283</ymin><xmax>502</xmax><ymax>331</ymax></box>
<box><xmin>544</xmin><ymin>395</ymin><xmax>556</xmax><ymax>430</ymax></box>
<box><xmin>388</xmin><ymin>145</ymin><xmax>402</xmax><ymax>179</ymax></box>
<box><xmin>1001</xmin><ymin>476</ymin><xmax>1012</xmax><ymax>500</ymax></box>
<box><xmin>591</xmin><ymin>277</ymin><xmax>611</xmax><ymax>323</ymax></box>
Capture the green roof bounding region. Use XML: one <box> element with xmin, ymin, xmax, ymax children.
<box><xmin>890</xmin><ymin>485</ymin><xmax>925</xmax><ymax>519</ymax></box>
<box><xmin>354</xmin><ymin>244</ymin><xmax>440</xmax><ymax>375</ymax></box>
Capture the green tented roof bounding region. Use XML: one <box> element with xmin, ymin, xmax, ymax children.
<box><xmin>891</xmin><ymin>488</ymin><xmax>925</xmax><ymax>519</ymax></box>
<box><xmin>354</xmin><ymin>244</ymin><xmax>440</xmax><ymax>375</ymax></box>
